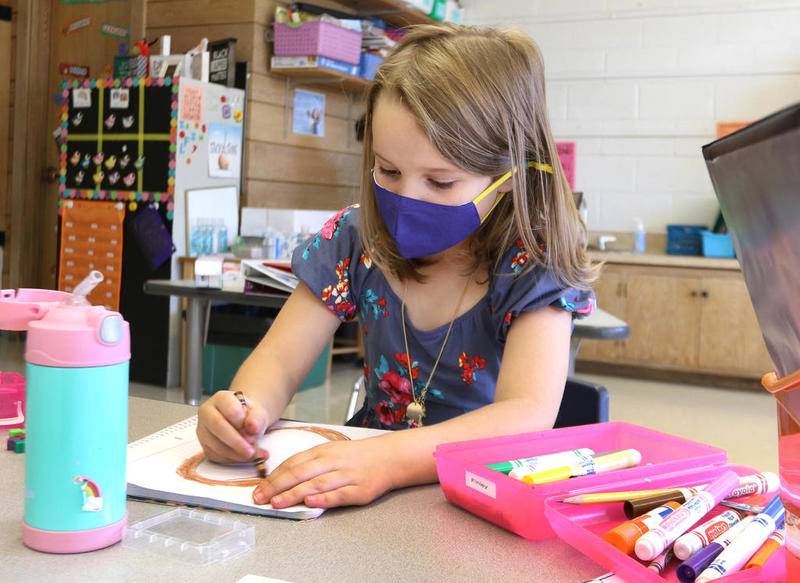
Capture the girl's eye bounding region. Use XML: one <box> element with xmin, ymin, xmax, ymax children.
<box><xmin>428</xmin><ymin>179</ymin><xmax>455</xmax><ymax>190</ymax></box>
<box><xmin>378</xmin><ymin>166</ymin><xmax>399</xmax><ymax>177</ymax></box>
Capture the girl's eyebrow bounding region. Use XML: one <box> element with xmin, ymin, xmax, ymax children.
<box><xmin>373</xmin><ymin>151</ymin><xmax>394</xmax><ymax>165</ymax></box>
<box><xmin>374</xmin><ymin>150</ymin><xmax>460</xmax><ymax>174</ymax></box>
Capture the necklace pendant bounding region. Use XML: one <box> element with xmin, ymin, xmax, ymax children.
<box><xmin>406</xmin><ymin>401</ymin><xmax>425</xmax><ymax>427</ymax></box>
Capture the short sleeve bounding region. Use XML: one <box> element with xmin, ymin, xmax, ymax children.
<box><xmin>290</xmin><ymin>205</ymin><xmax>366</xmax><ymax>322</ymax></box>
<box><xmin>491</xmin><ymin>239</ymin><xmax>595</xmax><ymax>341</ymax></box>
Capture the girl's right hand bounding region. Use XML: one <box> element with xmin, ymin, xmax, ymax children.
<box><xmin>197</xmin><ymin>390</ymin><xmax>270</xmax><ymax>464</ymax></box>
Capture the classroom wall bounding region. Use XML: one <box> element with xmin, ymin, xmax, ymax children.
<box><xmin>0</xmin><ymin>1</ymin><xmax>14</xmax><ymax>286</ymax></box>
<box><xmin>146</xmin><ymin>0</ymin><xmax>364</xmax><ymax>213</ymax></box>
<box><xmin>463</xmin><ymin>0</ymin><xmax>800</xmax><ymax>233</ymax></box>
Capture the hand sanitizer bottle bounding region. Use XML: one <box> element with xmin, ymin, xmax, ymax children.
<box><xmin>634</xmin><ymin>217</ymin><xmax>646</xmax><ymax>253</ymax></box>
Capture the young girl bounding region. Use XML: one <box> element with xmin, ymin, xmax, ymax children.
<box><xmin>197</xmin><ymin>23</ymin><xmax>595</xmax><ymax>510</ymax></box>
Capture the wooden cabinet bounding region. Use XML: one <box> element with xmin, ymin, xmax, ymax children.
<box><xmin>625</xmin><ymin>272</ymin><xmax>701</xmax><ymax>369</ymax></box>
<box><xmin>579</xmin><ymin>263</ymin><xmax>774</xmax><ymax>379</ymax></box>
<box><xmin>697</xmin><ymin>275</ymin><xmax>774</xmax><ymax>376</ymax></box>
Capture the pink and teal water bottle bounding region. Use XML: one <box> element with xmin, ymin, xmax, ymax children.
<box><xmin>0</xmin><ymin>271</ymin><xmax>130</xmax><ymax>553</ymax></box>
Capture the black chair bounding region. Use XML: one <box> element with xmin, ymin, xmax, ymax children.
<box><xmin>553</xmin><ymin>377</ymin><xmax>609</xmax><ymax>428</ymax></box>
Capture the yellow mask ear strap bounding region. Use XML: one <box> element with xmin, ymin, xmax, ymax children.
<box><xmin>528</xmin><ymin>161</ymin><xmax>553</xmax><ymax>173</ymax></box>
<box><xmin>472</xmin><ymin>161</ymin><xmax>554</xmax><ymax>207</ymax></box>
<box><xmin>480</xmin><ymin>191</ymin><xmax>507</xmax><ymax>224</ymax></box>
<box><xmin>472</xmin><ymin>170</ymin><xmax>514</xmax><ymax>206</ymax></box>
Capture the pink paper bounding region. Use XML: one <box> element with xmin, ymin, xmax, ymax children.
<box><xmin>557</xmin><ymin>141</ymin><xmax>576</xmax><ymax>189</ymax></box>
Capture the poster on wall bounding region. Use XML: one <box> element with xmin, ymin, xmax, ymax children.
<box><xmin>181</xmin><ymin>84</ymin><xmax>203</xmax><ymax>122</ymax></box>
<box><xmin>207</xmin><ymin>122</ymin><xmax>241</xmax><ymax>178</ymax></box>
<box><xmin>292</xmin><ymin>89</ymin><xmax>325</xmax><ymax>137</ymax></box>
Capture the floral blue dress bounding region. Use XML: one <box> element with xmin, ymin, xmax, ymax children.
<box><xmin>291</xmin><ymin>205</ymin><xmax>595</xmax><ymax>430</ymax></box>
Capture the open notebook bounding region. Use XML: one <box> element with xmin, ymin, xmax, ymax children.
<box><xmin>127</xmin><ymin>417</ymin><xmax>385</xmax><ymax>520</ymax></box>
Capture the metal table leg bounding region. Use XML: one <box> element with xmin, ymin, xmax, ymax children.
<box><xmin>185</xmin><ymin>297</ymin><xmax>209</xmax><ymax>406</ymax></box>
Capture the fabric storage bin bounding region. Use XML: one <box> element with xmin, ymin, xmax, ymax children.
<box><xmin>273</xmin><ymin>22</ymin><xmax>362</xmax><ymax>65</ymax></box>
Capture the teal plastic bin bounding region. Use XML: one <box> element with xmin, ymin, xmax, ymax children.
<box><xmin>700</xmin><ymin>230</ymin><xmax>735</xmax><ymax>258</ymax></box>
<box><xmin>203</xmin><ymin>342</ymin><xmax>330</xmax><ymax>395</ymax></box>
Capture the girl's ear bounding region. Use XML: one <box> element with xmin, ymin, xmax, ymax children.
<box><xmin>496</xmin><ymin>175</ymin><xmax>515</xmax><ymax>194</ymax></box>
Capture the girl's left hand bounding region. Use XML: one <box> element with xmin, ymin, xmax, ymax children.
<box><xmin>252</xmin><ymin>436</ymin><xmax>397</xmax><ymax>509</ymax></box>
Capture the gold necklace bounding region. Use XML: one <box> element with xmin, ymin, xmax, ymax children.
<box><xmin>400</xmin><ymin>274</ymin><xmax>473</xmax><ymax>427</ymax></box>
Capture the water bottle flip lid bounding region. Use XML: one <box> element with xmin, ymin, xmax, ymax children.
<box><xmin>0</xmin><ymin>289</ymin><xmax>72</xmax><ymax>331</ymax></box>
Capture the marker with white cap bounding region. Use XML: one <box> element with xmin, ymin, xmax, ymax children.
<box><xmin>673</xmin><ymin>508</ymin><xmax>744</xmax><ymax>560</ymax></box>
<box><xmin>676</xmin><ymin>515</ymin><xmax>756</xmax><ymax>583</ymax></box>
<box><xmin>634</xmin><ymin>471</ymin><xmax>740</xmax><ymax>562</ymax></box>
<box><xmin>695</xmin><ymin>494</ymin><xmax>785</xmax><ymax>583</ymax></box>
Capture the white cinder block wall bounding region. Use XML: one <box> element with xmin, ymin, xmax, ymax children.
<box><xmin>462</xmin><ymin>0</ymin><xmax>800</xmax><ymax>234</ymax></box>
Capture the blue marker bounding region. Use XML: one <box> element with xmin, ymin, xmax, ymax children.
<box><xmin>695</xmin><ymin>495</ymin><xmax>784</xmax><ymax>583</ymax></box>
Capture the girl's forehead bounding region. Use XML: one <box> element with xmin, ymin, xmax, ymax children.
<box><xmin>372</xmin><ymin>94</ymin><xmax>457</xmax><ymax>172</ymax></box>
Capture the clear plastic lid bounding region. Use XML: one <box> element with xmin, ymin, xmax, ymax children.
<box><xmin>123</xmin><ymin>508</ymin><xmax>255</xmax><ymax>565</ymax></box>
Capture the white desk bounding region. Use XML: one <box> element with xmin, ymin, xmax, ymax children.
<box><xmin>0</xmin><ymin>396</ymin><xmax>605</xmax><ymax>582</ymax></box>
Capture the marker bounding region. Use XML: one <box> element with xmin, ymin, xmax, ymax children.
<box><xmin>603</xmin><ymin>501</ymin><xmax>680</xmax><ymax>555</ymax></box>
<box><xmin>647</xmin><ymin>547</ymin><xmax>674</xmax><ymax>575</ymax></box>
<box><xmin>624</xmin><ymin>487</ymin><xmax>703</xmax><ymax>519</ymax></box>
<box><xmin>623</xmin><ymin>472</ymin><xmax>777</xmax><ymax>519</ymax></box>
<box><xmin>567</xmin><ymin>472</ymin><xmax>778</xmax><ymax>511</ymax></box>
<box><xmin>695</xmin><ymin>495</ymin><xmax>785</xmax><ymax>582</ymax></box>
<box><xmin>634</xmin><ymin>471</ymin><xmax>739</xmax><ymax>562</ymax></box>
<box><xmin>745</xmin><ymin>527</ymin><xmax>785</xmax><ymax>569</ymax></box>
<box><xmin>673</xmin><ymin>508</ymin><xmax>744</xmax><ymax>560</ymax></box>
<box><xmin>676</xmin><ymin>515</ymin><xmax>755</xmax><ymax>583</ymax></box>
<box><xmin>487</xmin><ymin>448</ymin><xmax>594</xmax><ymax>476</ymax></box>
<box><xmin>726</xmin><ymin>472</ymin><xmax>779</xmax><ymax>499</ymax></box>
<box><xmin>520</xmin><ymin>449</ymin><xmax>641</xmax><ymax>485</ymax></box>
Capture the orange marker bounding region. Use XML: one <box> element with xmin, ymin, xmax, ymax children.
<box><xmin>603</xmin><ymin>501</ymin><xmax>681</xmax><ymax>555</ymax></box>
<box><xmin>745</xmin><ymin>527</ymin><xmax>784</xmax><ymax>569</ymax></box>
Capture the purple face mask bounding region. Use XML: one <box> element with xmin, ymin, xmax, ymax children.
<box><xmin>373</xmin><ymin>162</ymin><xmax>552</xmax><ymax>259</ymax></box>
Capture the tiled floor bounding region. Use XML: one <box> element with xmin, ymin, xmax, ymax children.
<box><xmin>1</xmin><ymin>332</ymin><xmax>778</xmax><ymax>472</ymax></box>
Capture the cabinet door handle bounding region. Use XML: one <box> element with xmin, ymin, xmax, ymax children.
<box><xmin>701</xmin><ymin>290</ymin><xmax>709</xmax><ymax>298</ymax></box>
<box><xmin>691</xmin><ymin>291</ymin><xmax>698</xmax><ymax>297</ymax></box>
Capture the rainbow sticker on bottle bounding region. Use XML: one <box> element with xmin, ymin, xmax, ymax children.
<box><xmin>73</xmin><ymin>476</ymin><xmax>103</xmax><ymax>512</ymax></box>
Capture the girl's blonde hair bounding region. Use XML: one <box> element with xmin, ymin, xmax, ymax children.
<box><xmin>359</xmin><ymin>23</ymin><xmax>596</xmax><ymax>289</ymax></box>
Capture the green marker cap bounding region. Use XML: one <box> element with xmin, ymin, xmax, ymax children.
<box><xmin>486</xmin><ymin>461</ymin><xmax>514</xmax><ymax>474</ymax></box>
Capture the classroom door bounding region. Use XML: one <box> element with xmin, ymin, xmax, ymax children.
<box><xmin>9</xmin><ymin>0</ymin><xmax>143</xmax><ymax>288</ymax></box>
<box><xmin>0</xmin><ymin>6</ymin><xmax>10</xmax><ymax>287</ymax></box>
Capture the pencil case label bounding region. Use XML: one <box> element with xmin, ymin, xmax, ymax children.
<box><xmin>465</xmin><ymin>471</ymin><xmax>496</xmax><ymax>499</ymax></box>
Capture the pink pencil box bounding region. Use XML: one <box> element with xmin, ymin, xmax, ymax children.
<box><xmin>434</xmin><ymin>422</ymin><xmax>783</xmax><ymax>581</ymax></box>
<box><xmin>545</xmin><ymin>463</ymin><xmax>783</xmax><ymax>582</ymax></box>
<box><xmin>0</xmin><ymin>371</ymin><xmax>25</xmax><ymax>430</ymax></box>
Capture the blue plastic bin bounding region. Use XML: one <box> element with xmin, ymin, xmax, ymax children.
<box><xmin>666</xmin><ymin>225</ymin><xmax>706</xmax><ymax>256</ymax></box>
<box><xmin>701</xmin><ymin>230</ymin><xmax>735</xmax><ymax>258</ymax></box>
